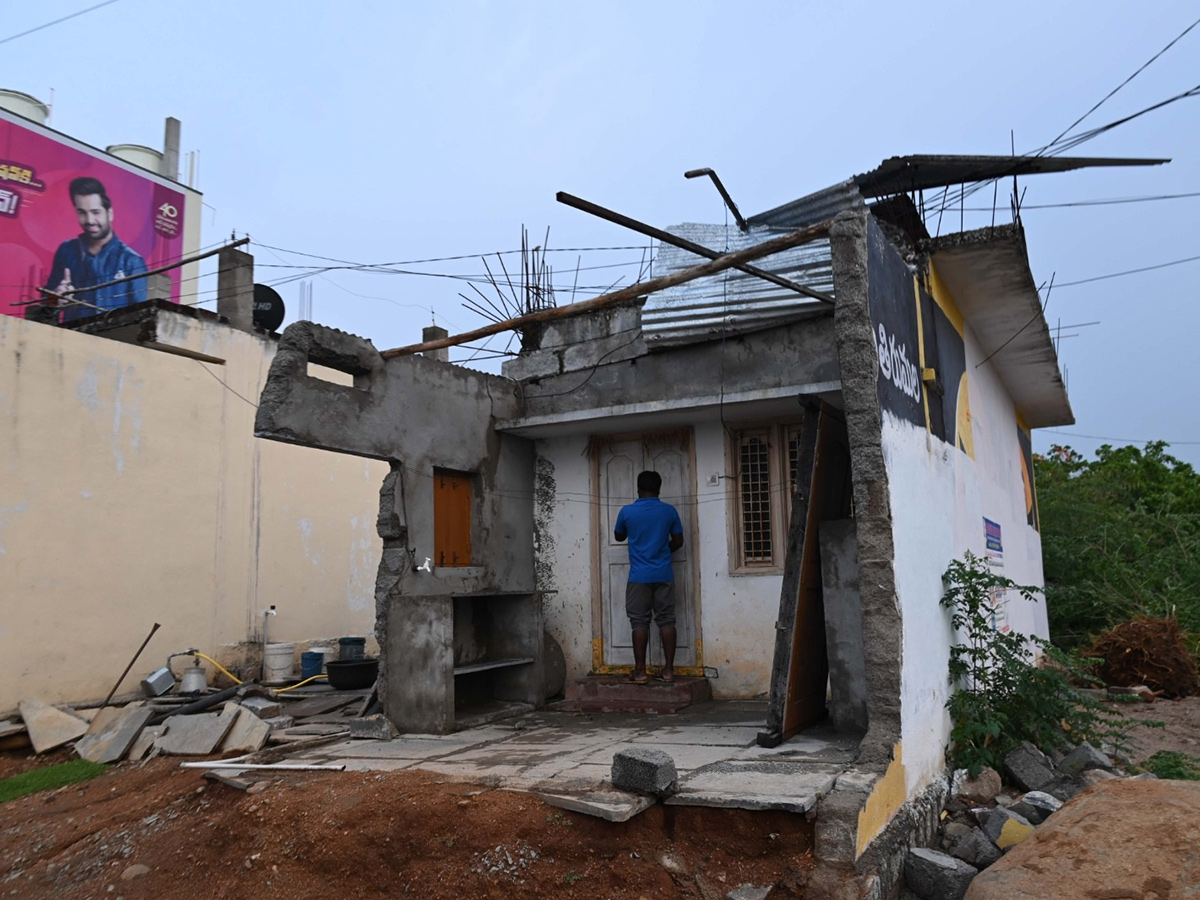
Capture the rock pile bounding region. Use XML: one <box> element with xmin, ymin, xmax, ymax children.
<box><xmin>903</xmin><ymin>740</ymin><xmax>1153</xmax><ymax>900</ymax></box>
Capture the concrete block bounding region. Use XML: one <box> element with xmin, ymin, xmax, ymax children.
<box><xmin>76</xmin><ymin>706</ymin><xmax>155</xmax><ymax>764</ymax></box>
<box><xmin>1003</xmin><ymin>743</ymin><xmax>1056</xmax><ymax>792</ymax></box>
<box><xmin>948</xmin><ymin>827</ymin><xmax>1002</xmax><ymax>869</ymax></box>
<box><xmin>1057</xmin><ymin>741</ymin><xmax>1112</xmax><ymax>776</ymax></box>
<box><xmin>239</xmin><ymin>697</ymin><xmax>283</xmax><ymax>719</ymax></box>
<box><xmin>980</xmin><ymin>807</ymin><xmax>1034</xmax><ymax>850</ymax></box>
<box><xmin>612</xmin><ymin>747</ymin><xmax>677</xmax><ymax>797</ymax></box>
<box><xmin>262</xmin><ymin>715</ymin><xmax>295</xmax><ymax>732</ymax></box>
<box><xmin>155</xmin><ymin>708</ymin><xmax>238</xmax><ymax>756</ymax></box>
<box><xmin>220</xmin><ymin>704</ymin><xmax>271</xmax><ymax>753</ymax></box>
<box><xmin>903</xmin><ymin>847</ymin><xmax>977</xmax><ymax>900</ymax></box>
<box><xmin>1007</xmin><ymin>800</ymin><xmax>1043</xmax><ymax>825</ymax></box>
<box><xmin>349</xmin><ymin>715</ymin><xmax>399</xmax><ymax>740</ymax></box>
<box><xmin>1020</xmin><ymin>790</ymin><xmax>1062</xmax><ymax>820</ymax></box>
<box><xmin>18</xmin><ymin>699</ymin><xmax>90</xmax><ymax>754</ymax></box>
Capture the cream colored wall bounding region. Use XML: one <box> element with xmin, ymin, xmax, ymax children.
<box><xmin>0</xmin><ymin>312</ymin><xmax>388</xmax><ymax>711</ymax></box>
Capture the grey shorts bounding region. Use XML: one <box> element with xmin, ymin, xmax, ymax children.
<box><xmin>625</xmin><ymin>581</ymin><xmax>676</xmax><ymax>629</ymax></box>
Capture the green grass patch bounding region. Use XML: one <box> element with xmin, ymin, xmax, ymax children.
<box><xmin>1140</xmin><ymin>750</ymin><xmax>1200</xmax><ymax>781</ymax></box>
<box><xmin>0</xmin><ymin>759</ymin><xmax>108</xmax><ymax>804</ymax></box>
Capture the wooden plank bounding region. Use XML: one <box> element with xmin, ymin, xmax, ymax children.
<box><xmin>381</xmin><ymin>219</ymin><xmax>833</xmax><ymax>358</ymax></box>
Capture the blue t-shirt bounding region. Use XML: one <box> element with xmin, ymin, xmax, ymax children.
<box><xmin>614</xmin><ymin>497</ymin><xmax>683</xmax><ymax>584</ymax></box>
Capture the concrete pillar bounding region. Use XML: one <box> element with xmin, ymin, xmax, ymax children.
<box><xmin>422</xmin><ymin>325</ymin><xmax>449</xmax><ymax>363</ymax></box>
<box><xmin>147</xmin><ymin>272</ymin><xmax>172</xmax><ymax>301</ymax></box>
<box><xmin>217</xmin><ymin>247</ymin><xmax>255</xmax><ymax>332</ymax></box>
<box><xmin>162</xmin><ymin>117</ymin><xmax>181</xmax><ymax>182</ymax></box>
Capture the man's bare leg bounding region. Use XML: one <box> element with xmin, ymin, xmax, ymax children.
<box><xmin>630</xmin><ymin>628</ymin><xmax>650</xmax><ymax>682</ymax></box>
<box><xmin>660</xmin><ymin>625</ymin><xmax>677</xmax><ymax>682</ymax></box>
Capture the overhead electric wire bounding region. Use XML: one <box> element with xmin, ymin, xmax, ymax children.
<box><xmin>0</xmin><ymin>0</ymin><xmax>121</xmax><ymax>46</ymax></box>
<box><xmin>1042</xmin><ymin>429</ymin><xmax>1200</xmax><ymax>446</ymax></box>
<box><xmin>1050</xmin><ymin>252</ymin><xmax>1200</xmax><ymax>288</ymax></box>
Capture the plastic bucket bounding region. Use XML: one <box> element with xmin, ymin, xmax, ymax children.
<box><xmin>338</xmin><ymin>637</ymin><xmax>366</xmax><ymax>660</ymax></box>
<box><xmin>310</xmin><ymin>642</ymin><xmax>334</xmax><ymax>672</ymax></box>
<box><xmin>263</xmin><ymin>642</ymin><xmax>295</xmax><ymax>682</ymax></box>
<box><xmin>300</xmin><ymin>651</ymin><xmax>325</xmax><ymax>680</ymax></box>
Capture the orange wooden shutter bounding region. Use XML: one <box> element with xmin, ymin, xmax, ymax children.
<box><xmin>433</xmin><ymin>469</ymin><xmax>472</xmax><ymax>567</ymax></box>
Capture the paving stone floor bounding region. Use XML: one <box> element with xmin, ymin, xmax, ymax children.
<box><xmin>283</xmin><ymin>700</ymin><xmax>861</xmax><ymax>819</ymax></box>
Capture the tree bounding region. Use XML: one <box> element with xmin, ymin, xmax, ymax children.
<box><xmin>1035</xmin><ymin>442</ymin><xmax>1200</xmax><ymax>648</ymax></box>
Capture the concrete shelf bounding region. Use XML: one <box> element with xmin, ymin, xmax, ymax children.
<box><xmin>453</xmin><ymin>657</ymin><xmax>535</xmax><ymax>676</ymax></box>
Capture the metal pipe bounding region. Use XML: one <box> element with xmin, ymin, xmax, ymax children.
<box><xmin>180</xmin><ymin>761</ymin><xmax>348</xmax><ymax>771</ymax></box>
<box><xmin>685</xmin><ymin>168</ymin><xmax>749</xmax><ymax>232</ymax></box>
<box><xmin>100</xmin><ymin>622</ymin><xmax>161</xmax><ymax>711</ymax></box>
<box><xmin>556</xmin><ymin>192</ymin><xmax>834</xmax><ymax>305</ymax></box>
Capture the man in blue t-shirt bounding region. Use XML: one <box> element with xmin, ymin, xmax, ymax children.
<box><xmin>614</xmin><ymin>470</ymin><xmax>684</xmax><ymax>684</ymax></box>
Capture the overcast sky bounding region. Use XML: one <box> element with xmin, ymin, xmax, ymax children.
<box><xmin>5</xmin><ymin>0</ymin><xmax>1198</xmax><ymax>464</ymax></box>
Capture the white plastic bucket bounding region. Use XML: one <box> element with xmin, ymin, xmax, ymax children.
<box><xmin>310</xmin><ymin>642</ymin><xmax>335</xmax><ymax>673</ymax></box>
<box><xmin>263</xmin><ymin>642</ymin><xmax>296</xmax><ymax>682</ymax></box>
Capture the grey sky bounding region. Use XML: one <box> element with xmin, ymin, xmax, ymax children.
<box><xmin>5</xmin><ymin>0</ymin><xmax>1198</xmax><ymax>464</ymax></box>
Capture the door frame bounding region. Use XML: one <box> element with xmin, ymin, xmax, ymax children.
<box><xmin>588</xmin><ymin>427</ymin><xmax>705</xmax><ymax>676</ymax></box>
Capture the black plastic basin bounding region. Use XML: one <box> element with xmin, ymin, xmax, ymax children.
<box><xmin>324</xmin><ymin>658</ymin><xmax>378</xmax><ymax>690</ymax></box>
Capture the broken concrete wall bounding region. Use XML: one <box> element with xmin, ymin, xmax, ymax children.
<box><xmin>255</xmin><ymin>322</ymin><xmax>536</xmax><ymax>722</ymax></box>
<box><xmin>0</xmin><ymin>311</ymin><xmax>386</xmax><ymax>711</ymax></box>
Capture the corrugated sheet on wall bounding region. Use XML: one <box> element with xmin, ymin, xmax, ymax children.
<box><xmin>641</xmin><ymin>223</ymin><xmax>834</xmax><ymax>347</ymax></box>
<box><xmin>747</xmin><ymin>178</ymin><xmax>865</xmax><ymax>229</ymax></box>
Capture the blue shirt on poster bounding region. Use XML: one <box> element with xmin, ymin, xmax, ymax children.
<box><xmin>614</xmin><ymin>497</ymin><xmax>683</xmax><ymax>584</ymax></box>
<box><xmin>47</xmin><ymin>234</ymin><xmax>148</xmax><ymax>322</ymax></box>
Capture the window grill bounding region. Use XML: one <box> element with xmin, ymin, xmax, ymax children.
<box><xmin>738</xmin><ymin>434</ymin><xmax>773</xmax><ymax>564</ymax></box>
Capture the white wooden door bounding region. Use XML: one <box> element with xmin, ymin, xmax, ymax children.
<box><xmin>596</xmin><ymin>431</ymin><xmax>698</xmax><ymax>669</ymax></box>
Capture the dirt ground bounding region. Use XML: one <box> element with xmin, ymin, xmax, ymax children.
<box><xmin>1113</xmin><ymin>694</ymin><xmax>1200</xmax><ymax>763</ymax></box>
<box><xmin>0</xmin><ymin>750</ymin><xmax>814</xmax><ymax>900</ymax></box>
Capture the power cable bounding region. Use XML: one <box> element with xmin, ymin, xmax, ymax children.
<box><xmin>1050</xmin><ymin>252</ymin><xmax>1200</xmax><ymax>288</ymax></box>
<box><xmin>0</xmin><ymin>0</ymin><xmax>120</xmax><ymax>46</ymax></box>
<box><xmin>1041</xmin><ymin>429</ymin><xmax>1200</xmax><ymax>447</ymax></box>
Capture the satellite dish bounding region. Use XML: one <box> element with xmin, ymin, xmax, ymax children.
<box><xmin>252</xmin><ymin>284</ymin><xmax>285</xmax><ymax>332</ymax></box>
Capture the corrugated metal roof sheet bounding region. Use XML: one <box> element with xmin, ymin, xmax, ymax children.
<box><xmin>746</xmin><ymin>179</ymin><xmax>865</xmax><ymax>229</ymax></box>
<box><xmin>641</xmin><ymin>224</ymin><xmax>833</xmax><ymax>347</ymax></box>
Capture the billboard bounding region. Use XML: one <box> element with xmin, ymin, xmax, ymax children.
<box><xmin>0</xmin><ymin>112</ymin><xmax>191</xmax><ymax>320</ymax></box>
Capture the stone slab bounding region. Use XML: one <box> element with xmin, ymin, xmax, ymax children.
<box><xmin>630</xmin><ymin>725</ymin><xmax>760</xmax><ymax>747</ymax></box>
<box><xmin>0</xmin><ymin>719</ymin><xmax>26</xmax><ymax>740</ymax></box>
<box><xmin>612</xmin><ymin>747</ymin><xmax>677</xmax><ymax>796</ymax></box>
<box><xmin>239</xmin><ymin>697</ymin><xmax>283</xmax><ymax>719</ymax></box>
<box><xmin>76</xmin><ymin>706</ymin><xmax>155</xmax><ymax>764</ymax></box>
<box><xmin>537</xmin><ymin>789</ymin><xmax>656</xmax><ymax>823</ymax></box>
<box><xmin>19</xmin><ymin>699</ymin><xmax>90</xmax><ymax>754</ymax></box>
<box><xmin>906</xmin><ymin>847</ymin><xmax>977</xmax><ymax>900</ymax></box>
<box><xmin>220</xmin><ymin>704</ymin><xmax>272</xmax><ymax>753</ymax></box>
<box><xmin>331</xmin><ymin>757</ymin><xmax>416</xmax><ymax>772</ymax></box>
<box><xmin>283</xmin><ymin>693</ymin><xmax>361</xmax><ymax>718</ymax></box>
<box><xmin>155</xmin><ymin>708</ymin><xmax>238</xmax><ymax>756</ymax></box>
<box><xmin>127</xmin><ymin>725</ymin><xmax>165</xmax><ymax>761</ymax></box>
<box><xmin>665</xmin><ymin>761</ymin><xmax>841</xmax><ymax>813</ymax></box>
<box><xmin>583</xmin><ymin>742</ymin><xmax>734</xmax><ymax>772</ymax></box>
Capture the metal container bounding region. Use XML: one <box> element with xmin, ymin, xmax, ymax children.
<box><xmin>141</xmin><ymin>666</ymin><xmax>175</xmax><ymax>697</ymax></box>
<box><xmin>180</xmin><ymin>665</ymin><xmax>208</xmax><ymax>693</ymax></box>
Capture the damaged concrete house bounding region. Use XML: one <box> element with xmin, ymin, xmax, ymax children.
<box><xmin>253</xmin><ymin>154</ymin><xmax>1161</xmax><ymax>882</ymax></box>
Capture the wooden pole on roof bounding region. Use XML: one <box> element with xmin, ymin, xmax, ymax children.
<box><xmin>381</xmin><ymin>218</ymin><xmax>833</xmax><ymax>359</ymax></box>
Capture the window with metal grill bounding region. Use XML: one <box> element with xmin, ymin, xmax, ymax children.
<box><xmin>737</xmin><ymin>432</ymin><xmax>774</xmax><ymax>566</ymax></box>
<box><xmin>433</xmin><ymin>469</ymin><xmax>473</xmax><ymax>568</ymax></box>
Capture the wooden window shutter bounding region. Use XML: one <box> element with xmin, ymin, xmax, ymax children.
<box><xmin>433</xmin><ymin>469</ymin><xmax>472</xmax><ymax>567</ymax></box>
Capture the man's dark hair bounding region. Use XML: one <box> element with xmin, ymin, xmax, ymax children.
<box><xmin>68</xmin><ymin>176</ymin><xmax>111</xmax><ymax>210</ymax></box>
<box><xmin>637</xmin><ymin>470</ymin><xmax>663</xmax><ymax>495</ymax></box>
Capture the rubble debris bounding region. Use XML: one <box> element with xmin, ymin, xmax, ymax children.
<box><xmin>1002</xmin><ymin>742</ymin><xmax>1055</xmax><ymax>792</ymax></box>
<box><xmin>18</xmin><ymin>698</ymin><xmax>90</xmax><ymax>753</ymax></box>
<box><xmin>1084</xmin><ymin>616</ymin><xmax>1199</xmax><ymax>698</ymax></box>
<box><xmin>239</xmin><ymin>697</ymin><xmax>283</xmax><ymax>719</ymax></box>
<box><xmin>348</xmin><ymin>715</ymin><xmax>399</xmax><ymax>740</ymax></box>
<box><xmin>947</xmin><ymin>828</ymin><xmax>1001</xmax><ymax>869</ymax></box>
<box><xmin>261</xmin><ymin>715</ymin><xmax>295</xmax><ymax>732</ymax></box>
<box><xmin>611</xmin><ymin>747</ymin><xmax>678</xmax><ymax>797</ymax></box>
<box><xmin>126</xmin><ymin>725</ymin><xmax>165</xmax><ymax>762</ymax></box>
<box><xmin>537</xmin><ymin>789</ymin><xmax>656</xmax><ymax>823</ymax></box>
<box><xmin>283</xmin><ymin>693</ymin><xmax>358</xmax><ymax>718</ymax></box>
<box><xmin>979</xmin><ymin>807</ymin><xmax>1034</xmax><ymax>850</ymax></box>
<box><xmin>905</xmin><ymin>847</ymin><xmax>977</xmax><ymax>900</ymax></box>
<box><xmin>203</xmin><ymin>770</ymin><xmax>255</xmax><ymax>791</ymax></box>
<box><xmin>954</xmin><ymin>766</ymin><xmax>1001</xmax><ymax>804</ymax></box>
<box><xmin>76</xmin><ymin>706</ymin><xmax>155</xmax><ymax>764</ymax></box>
<box><xmin>1056</xmin><ymin>742</ymin><xmax>1111</xmax><ymax>777</ymax></box>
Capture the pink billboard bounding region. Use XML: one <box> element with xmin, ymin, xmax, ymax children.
<box><xmin>0</xmin><ymin>113</ymin><xmax>188</xmax><ymax>321</ymax></box>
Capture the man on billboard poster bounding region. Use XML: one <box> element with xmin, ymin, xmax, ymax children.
<box><xmin>44</xmin><ymin>176</ymin><xmax>147</xmax><ymax>322</ymax></box>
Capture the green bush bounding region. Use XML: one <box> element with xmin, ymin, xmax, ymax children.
<box><xmin>1140</xmin><ymin>750</ymin><xmax>1200</xmax><ymax>781</ymax></box>
<box><xmin>941</xmin><ymin>553</ymin><xmax>1142</xmax><ymax>776</ymax></box>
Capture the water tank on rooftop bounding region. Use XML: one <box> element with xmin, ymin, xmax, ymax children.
<box><xmin>0</xmin><ymin>89</ymin><xmax>50</xmax><ymax>124</ymax></box>
<box><xmin>105</xmin><ymin>143</ymin><xmax>164</xmax><ymax>175</ymax></box>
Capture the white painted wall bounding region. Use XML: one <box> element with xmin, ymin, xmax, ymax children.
<box><xmin>535</xmin><ymin>421</ymin><xmax>784</xmax><ymax>699</ymax></box>
<box><xmin>884</xmin><ymin>321</ymin><xmax>1050</xmax><ymax>795</ymax></box>
<box><xmin>0</xmin><ymin>313</ymin><xmax>388</xmax><ymax>711</ymax></box>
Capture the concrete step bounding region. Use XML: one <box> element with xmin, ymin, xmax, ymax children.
<box><xmin>551</xmin><ymin>675</ymin><xmax>712</xmax><ymax>714</ymax></box>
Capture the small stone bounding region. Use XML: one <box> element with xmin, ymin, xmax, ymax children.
<box><xmin>948</xmin><ymin>827</ymin><xmax>1003</xmax><ymax>869</ymax></box>
<box><xmin>246</xmin><ymin>782</ymin><xmax>268</xmax><ymax>795</ymax></box>
<box><xmin>726</xmin><ymin>884</ymin><xmax>772</xmax><ymax>900</ymax></box>
<box><xmin>1008</xmin><ymin>800</ymin><xmax>1043</xmax><ymax>824</ymax></box>
<box><xmin>120</xmin><ymin>864</ymin><xmax>150</xmax><ymax>881</ymax></box>
<box><xmin>660</xmin><ymin>853</ymin><xmax>688</xmax><ymax>876</ymax></box>
<box><xmin>1057</xmin><ymin>742</ymin><xmax>1113</xmax><ymax>776</ymax></box>
<box><xmin>1041</xmin><ymin>775</ymin><xmax>1086</xmax><ymax>802</ymax></box>
<box><xmin>1082</xmin><ymin>768</ymin><xmax>1118</xmax><ymax>785</ymax></box>
<box><xmin>348</xmin><ymin>715</ymin><xmax>399</xmax><ymax>740</ymax></box>
<box><xmin>957</xmin><ymin>767</ymin><xmax>1002</xmax><ymax>804</ymax></box>
<box><xmin>980</xmin><ymin>807</ymin><xmax>1034</xmax><ymax>850</ymax></box>
<box><xmin>942</xmin><ymin>822</ymin><xmax>971</xmax><ymax>848</ymax></box>
<box><xmin>904</xmin><ymin>847</ymin><xmax>977</xmax><ymax>900</ymax></box>
<box><xmin>1017</xmin><ymin>790</ymin><xmax>1061</xmax><ymax>823</ymax></box>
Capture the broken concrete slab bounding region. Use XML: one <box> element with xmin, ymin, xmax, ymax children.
<box><xmin>349</xmin><ymin>715</ymin><xmax>399</xmax><ymax>740</ymax></box>
<box><xmin>0</xmin><ymin>719</ymin><xmax>26</xmax><ymax>740</ymax></box>
<box><xmin>155</xmin><ymin>707</ymin><xmax>238</xmax><ymax>756</ymax></box>
<box><xmin>127</xmin><ymin>725</ymin><xmax>165</xmax><ymax>761</ymax></box>
<box><xmin>726</xmin><ymin>886</ymin><xmax>773</xmax><ymax>900</ymax></box>
<box><xmin>612</xmin><ymin>747</ymin><xmax>678</xmax><ymax>796</ymax></box>
<box><xmin>1003</xmin><ymin>743</ymin><xmax>1055</xmax><ymax>792</ymax></box>
<box><xmin>76</xmin><ymin>706</ymin><xmax>155</xmax><ymax>764</ymax></box>
<box><xmin>220</xmin><ymin>705</ymin><xmax>271</xmax><ymax>753</ymax></box>
<box><xmin>283</xmin><ymin>693</ymin><xmax>360</xmax><ymax>718</ymax></box>
<box><xmin>239</xmin><ymin>697</ymin><xmax>283</xmax><ymax>719</ymax></box>
<box><xmin>19</xmin><ymin>699</ymin><xmax>90</xmax><ymax>754</ymax></box>
<box><xmin>666</xmin><ymin>761</ymin><xmax>840</xmax><ymax>813</ymax></box>
<box><xmin>949</xmin><ymin>827</ymin><xmax>1002</xmax><ymax>869</ymax></box>
<box><xmin>537</xmin><ymin>789</ymin><xmax>656</xmax><ymax>823</ymax></box>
